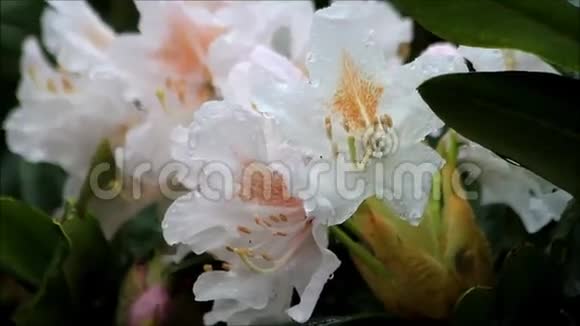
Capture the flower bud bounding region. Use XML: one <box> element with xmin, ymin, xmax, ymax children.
<box><xmin>346</xmin><ymin>132</ymin><xmax>492</xmax><ymax>319</ymax></box>
<box><xmin>116</xmin><ymin>256</ymin><xmax>170</xmax><ymax>326</ymax></box>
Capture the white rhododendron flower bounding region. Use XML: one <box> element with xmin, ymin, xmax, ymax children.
<box><xmin>109</xmin><ymin>0</ymin><xmax>315</xmax><ymax>184</ymax></box>
<box><xmin>247</xmin><ymin>3</ymin><xmax>467</xmax><ymax>220</ymax></box>
<box><xmin>332</xmin><ymin>0</ymin><xmax>414</xmax><ymax>63</ymax></box>
<box><xmin>164</xmin><ymin>102</ymin><xmax>346</xmax><ymax>324</ymax></box>
<box><xmin>2</xmin><ymin>1</ymin><xmax>153</xmax><ymax>238</ymax></box>
<box><xmin>458</xmin><ymin>46</ymin><xmax>558</xmax><ymax>73</ymax></box>
<box><xmin>3</xmin><ymin>36</ymin><xmax>131</xmax><ymax>181</ymax></box>
<box><xmin>458</xmin><ymin>142</ymin><xmax>573</xmax><ymax>233</ymax></box>
<box><xmin>41</xmin><ymin>0</ymin><xmax>115</xmax><ymax>73</ymax></box>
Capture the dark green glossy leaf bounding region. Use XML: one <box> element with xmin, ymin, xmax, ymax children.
<box><xmin>0</xmin><ymin>198</ymin><xmax>64</xmax><ymax>288</ymax></box>
<box><xmin>418</xmin><ymin>72</ymin><xmax>580</xmax><ymax>195</ymax></box>
<box><xmin>496</xmin><ymin>246</ymin><xmax>563</xmax><ymax>324</ymax></box>
<box><xmin>391</xmin><ymin>0</ymin><xmax>580</xmax><ymax>70</ymax></box>
<box><xmin>452</xmin><ymin>287</ymin><xmax>496</xmax><ymax>326</ymax></box>
<box><xmin>549</xmin><ymin>200</ymin><xmax>580</xmax><ymax>297</ymax></box>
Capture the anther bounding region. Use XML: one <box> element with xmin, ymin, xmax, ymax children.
<box><xmin>61</xmin><ymin>77</ymin><xmax>74</xmax><ymax>93</ymax></box>
<box><xmin>46</xmin><ymin>79</ymin><xmax>57</xmax><ymax>93</ymax></box>
<box><xmin>261</xmin><ymin>253</ymin><xmax>273</xmax><ymax>261</ymax></box>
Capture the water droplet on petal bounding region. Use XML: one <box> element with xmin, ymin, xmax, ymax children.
<box><xmin>306</xmin><ymin>52</ymin><xmax>316</xmax><ymax>64</ymax></box>
<box><xmin>364</xmin><ymin>29</ymin><xmax>376</xmax><ymax>47</ymax></box>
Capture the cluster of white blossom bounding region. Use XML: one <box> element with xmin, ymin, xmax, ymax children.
<box><xmin>3</xmin><ymin>1</ymin><xmax>572</xmax><ymax>324</ymax></box>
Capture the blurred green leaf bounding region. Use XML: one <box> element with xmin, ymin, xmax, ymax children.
<box><xmin>0</xmin><ymin>0</ymin><xmax>45</xmax><ymax>80</ymax></box>
<box><xmin>11</xmin><ymin>202</ymin><xmax>119</xmax><ymax>325</ymax></box>
<box><xmin>452</xmin><ymin>287</ymin><xmax>496</xmax><ymax>326</ymax></box>
<box><xmin>0</xmin><ymin>154</ymin><xmax>65</xmax><ymax>215</ymax></box>
<box><xmin>111</xmin><ymin>204</ymin><xmax>164</xmax><ymax>270</ymax></box>
<box><xmin>0</xmin><ymin>0</ymin><xmax>45</xmax><ymax>30</ymax></box>
<box><xmin>391</xmin><ymin>0</ymin><xmax>580</xmax><ymax>70</ymax></box>
<box><xmin>418</xmin><ymin>72</ymin><xmax>580</xmax><ymax>195</ymax></box>
<box><xmin>18</xmin><ymin>160</ymin><xmax>66</xmax><ymax>214</ymax></box>
<box><xmin>0</xmin><ymin>153</ymin><xmax>21</xmax><ymax>197</ymax></box>
<box><xmin>0</xmin><ymin>197</ymin><xmax>64</xmax><ymax>288</ymax></box>
<box><xmin>12</xmin><ymin>241</ymin><xmax>74</xmax><ymax>326</ymax></box>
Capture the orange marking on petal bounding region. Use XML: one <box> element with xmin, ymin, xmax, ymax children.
<box><xmin>279</xmin><ymin>214</ymin><xmax>288</xmax><ymax>222</ymax></box>
<box><xmin>153</xmin><ymin>9</ymin><xmax>224</xmax><ymax>76</ymax></box>
<box><xmin>237</xmin><ymin>226</ymin><xmax>252</xmax><ymax>234</ymax></box>
<box><xmin>61</xmin><ymin>77</ymin><xmax>74</xmax><ymax>93</ymax></box>
<box><xmin>269</xmin><ymin>215</ymin><xmax>280</xmax><ymax>223</ymax></box>
<box><xmin>239</xmin><ymin>163</ymin><xmax>302</xmax><ymax>207</ymax></box>
<box><xmin>333</xmin><ymin>52</ymin><xmax>384</xmax><ymax>132</ymax></box>
<box><xmin>274</xmin><ymin>231</ymin><xmax>287</xmax><ymax>237</ymax></box>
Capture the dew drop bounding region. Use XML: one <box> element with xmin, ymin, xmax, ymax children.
<box><xmin>328</xmin><ymin>273</ymin><xmax>335</xmax><ymax>280</ymax></box>
<box><xmin>306</xmin><ymin>52</ymin><xmax>316</xmax><ymax>64</ymax></box>
<box><xmin>364</xmin><ymin>29</ymin><xmax>376</xmax><ymax>47</ymax></box>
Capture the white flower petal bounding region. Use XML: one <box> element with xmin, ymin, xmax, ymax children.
<box><xmin>386</xmin><ymin>45</ymin><xmax>467</xmax><ymax>147</ymax></box>
<box><xmin>194</xmin><ymin>270</ymin><xmax>276</xmax><ymax>309</ymax></box>
<box><xmin>287</xmin><ymin>223</ymin><xmax>340</xmax><ymax>323</ymax></box>
<box><xmin>458</xmin><ymin>46</ymin><xmax>558</xmax><ymax>73</ymax></box>
<box><xmin>375</xmin><ymin>143</ymin><xmax>444</xmax><ymax>222</ymax></box>
<box><xmin>459</xmin><ymin>143</ymin><xmax>573</xmax><ymax>233</ymax></box>
<box><xmin>42</xmin><ymin>0</ymin><xmax>114</xmax><ymax>72</ymax></box>
<box><xmin>307</xmin><ymin>2</ymin><xmax>391</xmax><ymax>99</ymax></box>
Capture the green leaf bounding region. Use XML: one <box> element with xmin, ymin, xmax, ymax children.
<box><xmin>12</xmin><ymin>203</ymin><xmax>120</xmax><ymax>325</ymax></box>
<box><xmin>418</xmin><ymin>72</ymin><xmax>580</xmax><ymax>195</ymax></box>
<box><xmin>452</xmin><ymin>287</ymin><xmax>496</xmax><ymax>326</ymax></box>
<box><xmin>0</xmin><ymin>198</ymin><xmax>65</xmax><ymax>288</ymax></box>
<box><xmin>391</xmin><ymin>0</ymin><xmax>580</xmax><ymax>70</ymax></box>
<box><xmin>12</xmin><ymin>241</ymin><xmax>75</xmax><ymax>326</ymax></box>
<box><xmin>111</xmin><ymin>204</ymin><xmax>164</xmax><ymax>270</ymax></box>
